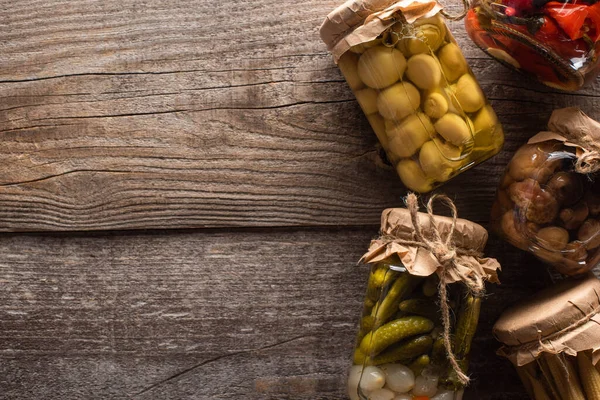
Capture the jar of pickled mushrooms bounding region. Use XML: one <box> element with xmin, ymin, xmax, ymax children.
<box><xmin>494</xmin><ymin>273</ymin><xmax>600</xmax><ymax>400</ymax></box>
<box><xmin>491</xmin><ymin>108</ymin><xmax>600</xmax><ymax>276</ymax></box>
<box><xmin>320</xmin><ymin>0</ymin><xmax>504</xmax><ymax>193</ymax></box>
<box><xmin>348</xmin><ymin>194</ymin><xmax>501</xmax><ymax>400</ymax></box>
<box><xmin>466</xmin><ymin>0</ymin><xmax>600</xmax><ymax>91</ymax></box>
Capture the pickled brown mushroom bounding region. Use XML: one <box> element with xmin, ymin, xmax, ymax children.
<box><xmin>508</xmin><ymin>179</ymin><xmax>559</xmax><ymax>224</ymax></box>
<box><xmin>546</xmin><ymin>172</ymin><xmax>584</xmax><ymax>207</ymax></box>
<box><xmin>536</xmin><ymin>226</ymin><xmax>570</xmax><ymax>250</ymax></box>
<box><xmin>559</xmin><ymin>202</ymin><xmax>589</xmax><ymax>230</ymax></box>
<box><xmin>500</xmin><ymin>211</ymin><xmax>528</xmax><ymax>249</ymax></box>
<box><xmin>578</xmin><ymin>219</ymin><xmax>600</xmax><ymax>250</ymax></box>
<box><xmin>508</xmin><ymin>143</ymin><xmax>561</xmax><ymax>183</ymax></box>
<box><xmin>584</xmin><ymin>192</ymin><xmax>600</xmax><ymax>215</ymax></box>
<box><xmin>563</xmin><ymin>241</ymin><xmax>588</xmax><ymax>263</ymax></box>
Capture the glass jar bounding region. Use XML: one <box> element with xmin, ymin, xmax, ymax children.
<box><xmin>494</xmin><ymin>274</ymin><xmax>600</xmax><ymax>400</ymax></box>
<box><xmin>465</xmin><ymin>0</ymin><xmax>600</xmax><ymax>91</ymax></box>
<box><xmin>349</xmin><ymin>199</ymin><xmax>501</xmax><ymax>399</ymax></box>
<box><xmin>320</xmin><ymin>0</ymin><xmax>504</xmax><ymax>193</ymax></box>
<box><xmin>490</xmin><ymin>108</ymin><xmax>600</xmax><ymax>276</ymax></box>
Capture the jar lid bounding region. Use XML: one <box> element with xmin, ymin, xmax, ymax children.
<box><xmin>319</xmin><ymin>0</ymin><xmax>442</xmax><ymax>61</ymax></box>
<box><xmin>494</xmin><ymin>273</ymin><xmax>600</xmax><ymax>366</ymax></box>
<box><xmin>361</xmin><ymin>205</ymin><xmax>501</xmax><ymax>285</ymax></box>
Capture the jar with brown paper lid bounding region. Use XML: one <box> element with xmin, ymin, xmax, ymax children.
<box><xmin>494</xmin><ymin>274</ymin><xmax>600</xmax><ymax>400</ymax></box>
<box><xmin>490</xmin><ymin>108</ymin><xmax>600</xmax><ymax>276</ymax></box>
<box><xmin>347</xmin><ymin>194</ymin><xmax>501</xmax><ymax>400</ymax></box>
<box><xmin>320</xmin><ymin>0</ymin><xmax>504</xmax><ymax>193</ymax></box>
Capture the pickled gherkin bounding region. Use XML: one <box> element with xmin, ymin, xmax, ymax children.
<box><xmin>320</xmin><ymin>0</ymin><xmax>504</xmax><ymax>193</ymax></box>
<box><xmin>339</xmin><ymin>202</ymin><xmax>500</xmax><ymax>400</ymax></box>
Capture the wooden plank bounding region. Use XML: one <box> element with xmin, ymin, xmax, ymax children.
<box><xmin>0</xmin><ymin>227</ymin><xmax>547</xmax><ymax>399</ymax></box>
<box><xmin>1</xmin><ymin>1</ymin><xmax>599</xmax><ymax>231</ymax></box>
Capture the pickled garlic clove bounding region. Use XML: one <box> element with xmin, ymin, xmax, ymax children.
<box><xmin>432</xmin><ymin>389</ymin><xmax>455</xmax><ymax>400</ymax></box>
<box><xmin>360</xmin><ymin>366</ymin><xmax>387</xmax><ymax>392</ymax></box>
<box><xmin>380</xmin><ymin>363</ymin><xmax>415</xmax><ymax>393</ymax></box>
<box><xmin>368</xmin><ymin>388</ymin><xmax>395</xmax><ymax>400</ymax></box>
<box><xmin>412</xmin><ymin>375</ymin><xmax>439</xmax><ymax>397</ymax></box>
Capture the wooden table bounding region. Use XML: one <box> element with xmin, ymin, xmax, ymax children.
<box><xmin>1</xmin><ymin>1</ymin><xmax>599</xmax><ymax>398</ymax></box>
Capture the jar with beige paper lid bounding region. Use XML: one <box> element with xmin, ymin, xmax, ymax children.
<box><xmin>494</xmin><ymin>274</ymin><xmax>600</xmax><ymax>400</ymax></box>
<box><xmin>490</xmin><ymin>108</ymin><xmax>600</xmax><ymax>276</ymax></box>
<box><xmin>320</xmin><ymin>0</ymin><xmax>504</xmax><ymax>193</ymax></box>
<box><xmin>347</xmin><ymin>194</ymin><xmax>501</xmax><ymax>400</ymax></box>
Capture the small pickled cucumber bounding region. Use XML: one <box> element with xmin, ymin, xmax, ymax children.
<box><xmin>372</xmin><ymin>273</ymin><xmax>422</xmax><ymax>325</ymax></box>
<box><xmin>406</xmin><ymin>54</ymin><xmax>442</xmax><ymax>90</ymax></box>
<box><xmin>396</xmin><ymin>159</ymin><xmax>434</xmax><ymax>193</ymax></box>
<box><xmin>387</xmin><ymin>113</ymin><xmax>434</xmax><ymax>158</ymax></box>
<box><xmin>360</xmin><ymin>316</ymin><xmax>435</xmax><ymax>356</ymax></box>
<box><xmin>377</xmin><ymin>81</ymin><xmax>420</xmax><ymax>121</ymax></box>
<box><xmin>358</xmin><ymin>46</ymin><xmax>407</xmax><ymax>89</ymax></box>
<box><xmin>431</xmin><ymin>337</ymin><xmax>446</xmax><ymax>363</ymax></box>
<box><xmin>355</xmin><ymin>88</ymin><xmax>379</xmax><ymax>115</ymax></box>
<box><xmin>434</xmin><ymin>113</ymin><xmax>472</xmax><ymax>147</ymax></box>
<box><xmin>422</xmin><ymin>275</ymin><xmax>439</xmax><ymax>297</ymax></box>
<box><xmin>472</xmin><ymin>105</ymin><xmax>499</xmax><ymax>148</ymax></box>
<box><xmin>437</xmin><ymin>43</ymin><xmax>467</xmax><ymax>82</ymax></box>
<box><xmin>419</xmin><ymin>139</ymin><xmax>461</xmax><ymax>182</ymax></box>
<box><xmin>399</xmin><ymin>298</ymin><xmax>439</xmax><ymax>322</ymax></box>
<box><xmin>409</xmin><ymin>354</ymin><xmax>431</xmax><ymax>376</ymax></box>
<box><xmin>452</xmin><ymin>74</ymin><xmax>485</xmax><ymax>113</ymax></box>
<box><xmin>453</xmin><ymin>293</ymin><xmax>481</xmax><ymax>360</ymax></box>
<box><xmin>367</xmin><ymin>114</ymin><xmax>389</xmax><ymax>150</ymax></box>
<box><xmin>423</xmin><ymin>92</ymin><xmax>448</xmax><ymax>119</ymax></box>
<box><xmin>338</xmin><ymin>51</ymin><xmax>364</xmax><ymax>90</ymax></box>
<box><xmin>367</xmin><ymin>335</ymin><xmax>434</xmax><ymax>365</ymax></box>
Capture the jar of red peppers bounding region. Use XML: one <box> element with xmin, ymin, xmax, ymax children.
<box><xmin>465</xmin><ymin>0</ymin><xmax>600</xmax><ymax>90</ymax></box>
<box><xmin>494</xmin><ymin>273</ymin><xmax>600</xmax><ymax>400</ymax></box>
<box><xmin>490</xmin><ymin>108</ymin><xmax>600</xmax><ymax>276</ymax></box>
<box><xmin>348</xmin><ymin>194</ymin><xmax>501</xmax><ymax>400</ymax></box>
<box><xmin>320</xmin><ymin>0</ymin><xmax>504</xmax><ymax>193</ymax></box>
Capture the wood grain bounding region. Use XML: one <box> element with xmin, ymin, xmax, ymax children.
<box><xmin>1</xmin><ymin>1</ymin><xmax>599</xmax><ymax>231</ymax></box>
<box><xmin>0</xmin><ymin>227</ymin><xmax>542</xmax><ymax>399</ymax></box>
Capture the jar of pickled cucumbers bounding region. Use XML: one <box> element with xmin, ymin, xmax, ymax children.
<box><xmin>465</xmin><ymin>0</ymin><xmax>600</xmax><ymax>91</ymax></box>
<box><xmin>491</xmin><ymin>108</ymin><xmax>600</xmax><ymax>276</ymax></box>
<box><xmin>348</xmin><ymin>194</ymin><xmax>501</xmax><ymax>399</ymax></box>
<box><xmin>494</xmin><ymin>273</ymin><xmax>600</xmax><ymax>400</ymax></box>
<box><xmin>320</xmin><ymin>0</ymin><xmax>504</xmax><ymax>193</ymax></box>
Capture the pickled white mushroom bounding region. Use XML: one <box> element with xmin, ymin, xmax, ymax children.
<box><xmin>406</xmin><ymin>54</ymin><xmax>442</xmax><ymax>90</ymax></box>
<box><xmin>347</xmin><ymin>365</ymin><xmax>363</xmax><ymax>400</ymax></box>
<box><xmin>338</xmin><ymin>52</ymin><xmax>364</xmax><ymax>90</ymax></box>
<box><xmin>396</xmin><ymin>159</ymin><xmax>434</xmax><ymax>193</ymax></box>
<box><xmin>368</xmin><ymin>388</ymin><xmax>395</xmax><ymax>400</ymax></box>
<box><xmin>412</xmin><ymin>375</ymin><xmax>439</xmax><ymax>397</ymax></box>
<box><xmin>380</xmin><ymin>364</ymin><xmax>415</xmax><ymax>393</ymax></box>
<box><xmin>423</xmin><ymin>92</ymin><xmax>449</xmax><ymax>119</ymax></box>
<box><xmin>360</xmin><ymin>366</ymin><xmax>386</xmax><ymax>392</ymax></box>
<box><xmin>432</xmin><ymin>390</ymin><xmax>455</xmax><ymax>400</ymax></box>
<box><xmin>387</xmin><ymin>113</ymin><xmax>434</xmax><ymax>158</ymax></box>
<box><xmin>367</xmin><ymin>114</ymin><xmax>389</xmax><ymax>150</ymax></box>
<box><xmin>358</xmin><ymin>47</ymin><xmax>407</xmax><ymax>89</ymax></box>
<box><xmin>434</xmin><ymin>113</ymin><xmax>472</xmax><ymax>147</ymax></box>
<box><xmin>452</xmin><ymin>74</ymin><xmax>485</xmax><ymax>113</ymax></box>
<box><xmin>355</xmin><ymin>88</ymin><xmax>379</xmax><ymax>115</ymax></box>
<box><xmin>377</xmin><ymin>82</ymin><xmax>421</xmax><ymax>120</ymax></box>
<box><xmin>437</xmin><ymin>43</ymin><xmax>467</xmax><ymax>82</ymax></box>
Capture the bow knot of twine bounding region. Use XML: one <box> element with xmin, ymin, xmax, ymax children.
<box><xmin>404</xmin><ymin>192</ymin><xmax>486</xmax><ymax>385</ymax></box>
<box><xmin>575</xmin><ymin>149</ymin><xmax>600</xmax><ymax>174</ymax></box>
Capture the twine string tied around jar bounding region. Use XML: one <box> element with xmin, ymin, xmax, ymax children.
<box><xmin>398</xmin><ymin>192</ymin><xmax>486</xmax><ymax>385</ymax></box>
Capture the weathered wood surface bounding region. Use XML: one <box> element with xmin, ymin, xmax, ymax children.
<box><xmin>1</xmin><ymin>0</ymin><xmax>599</xmax><ymax>231</ymax></box>
<box><xmin>1</xmin><ymin>228</ymin><xmax>545</xmax><ymax>399</ymax></box>
<box><xmin>2</xmin><ymin>0</ymin><xmax>600</xmax><ymax>399</ymax></box>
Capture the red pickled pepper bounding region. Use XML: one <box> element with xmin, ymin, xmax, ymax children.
<box><xmin>543</xmin><ymin>1</ymin><xmax>600</xmax><ymax>40</ymax></box>
<box><xmin>412</xmin><ymin>397</ymin><xmax>430</xmax><ymax>400</ymax></box>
